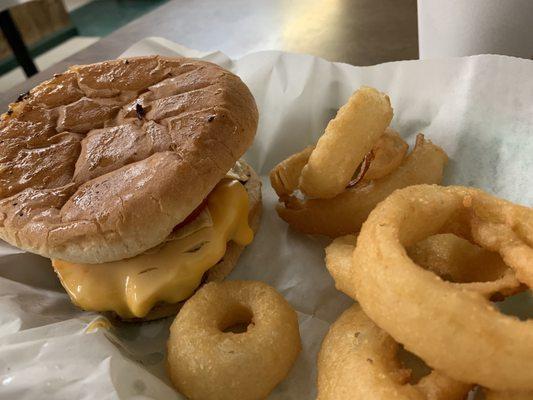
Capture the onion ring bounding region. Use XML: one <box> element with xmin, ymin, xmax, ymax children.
<box><xmin>276</xmin><ymin>134</ymin><xmax>447</xmax><ymax>237</ymax></box>
<box><xmin>317</xmin><ymin>304</ymin><xmax>471</xmax><ymax>400</ymax></box>
<box><xmin>299</xmin><ymin>86</ymin><xmax>393</xmax><ymax>198</ymax></box>
<box><xmin>348</xmin><ymin>184</ymin><xmax>533</xmax><ymax>390</ymax></box>
<box><xmin>167</xmin><ymin>281</ymin><xmax>301</xmax><ymax>400</ymax></box>
<box><xmin>325</xmin><ymin>234</ymin><xmax>522</xmax><ymax>299</ymax></box>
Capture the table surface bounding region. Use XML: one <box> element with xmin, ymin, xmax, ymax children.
<box><xmin>0</xmin><ymin>0</ymin><xmax>418</xmax><ymax>110</ymax></box>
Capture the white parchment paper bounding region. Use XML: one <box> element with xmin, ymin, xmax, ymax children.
<box><xmin>0</xmin><ymin>37</ymin><xmax>532</xmax><ymax>399</ymax></box>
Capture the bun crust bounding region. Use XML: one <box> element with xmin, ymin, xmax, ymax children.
<box><xmin>0</xmin><ymin>56</ymin><xmax>258</xmax><ymax>263</ymax></box>
<box><xmin>117</xmin><ymin>161</ymin><xmax>262</xmax><ymax>322</ymax></box>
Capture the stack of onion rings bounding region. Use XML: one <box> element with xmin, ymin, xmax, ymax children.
<box><xmin>167</xmin><ymin>281</ymin><xmax>301</xmax><ymax>400</ymax></box>
<box><xmin>273</xmin><ymin>134</ymin><xmax>447</xmax><ymax>237</ymax></box>
<box><xmin>270</xmin><ymin>86</ymin><xmax>448</xmax><ymax>237</ymax></box>
<box><xmin>324</xmin><ymin>184</ymin><xmax>533</xmax><ymax>393</ymax></box>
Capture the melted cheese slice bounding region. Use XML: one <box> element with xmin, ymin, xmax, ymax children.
<box><xmin>52</xmin><ymin>179</ymin><xmax>253</xmax><ymax>318</ymax></box>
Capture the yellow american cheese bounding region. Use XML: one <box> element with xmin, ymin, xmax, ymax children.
<box><xmin>52</xmin><ymin>179</ymin><xmax>253</xmax><ymax>318</ymax></box>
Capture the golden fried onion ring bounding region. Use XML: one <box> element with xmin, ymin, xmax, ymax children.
<box><xmin>299</xmin><ymin>86</ymin><xmax>393</xmax><ymax>199</ymax></box>
<box><xmin>325</xmin><ymin>233</ymin><xmax>522</xmax><ymax>300</ymax></box>
<box><xmin>276</xmin><ymin>135</ymin><xmax>447</xmax><ymax>237</ymax></box>
<box><xmin>347</xmin><ymin>185</ymin><xmax>533</xmax><ymax>390</ymax></box>
<box><xmin>167</xmin><ymin>281</ymin><xmax>301</xmax><ymax>400</ymax></box>
<box><xmin>317</xmin><ymin>304</ymin><xmax>471</xmax><ymax>400</ymax></box>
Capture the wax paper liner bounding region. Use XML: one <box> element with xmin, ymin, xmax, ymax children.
<box><xmin>0</xmin><ymin>37</ymin><xmax>532</xmax><ymax>399</ymax></box>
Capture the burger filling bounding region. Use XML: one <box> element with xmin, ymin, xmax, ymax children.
<box><xmin>52</xmin><ymin>178</ymin><xmax>253</xmax><ymax>318</ymax></box>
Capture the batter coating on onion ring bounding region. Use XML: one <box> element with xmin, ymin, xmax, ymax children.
<box><xmin>167</xmin><ymin>280</ymin><xmax>301</xmax><ymax>400</ymax></box>
<box><xmin>362</xmin><ymin>128</ymin><xmax>408</xmax><ymax>182</ymax></box>
<box><xmin>317</xmin><ymin>304</ymin><xmax>472</xmax><ymax>400</ymax></box>
<box><xmin>348</xmin><ymin>185</ymin><xmax>533</xmax><ymax>391</ymax></box>
<box><xmin>484</xmin><ymin>389</ymin><xmax>533</xmax><ymax>400</ymax></box>
<box><xmin>325</xmin><ymin>233</ymin><xmax>522</xmax><ymax>299</ymax></box>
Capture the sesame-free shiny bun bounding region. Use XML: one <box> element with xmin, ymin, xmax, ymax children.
<box><xmin>0</xmin><ymin>56</ymin><xmax>258</xmax><ymax>263</ymax></box>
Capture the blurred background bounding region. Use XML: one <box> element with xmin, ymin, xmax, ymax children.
<box><xmin>0</xmin><ymin>0</ymin><xmax>420</xmax><ymax>94</ymax></box>
<box><xmin>0</xmin><ymin>0</ymin><xmax>530</xmax><ymax>100</ymax></box>
<box><xmin>0</xmin><ymin>0</ymin><xmax>169</xmax><ymax>91</ymax></box>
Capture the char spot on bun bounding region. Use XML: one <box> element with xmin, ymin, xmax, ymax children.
<box><xmin>0</xmin><ymin>56</ymin><xmax>258</xmax><ymax>264</ymax></box>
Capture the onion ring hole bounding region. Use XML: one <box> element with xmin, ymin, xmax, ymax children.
<box><xmin>219</xmin><ymin>304</ymin><xmax>254</xmax><ymax>333</ymax></box>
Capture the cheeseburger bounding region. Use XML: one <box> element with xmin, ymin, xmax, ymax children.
<box><xmin>0</xmin><ymin>56</ymin><xmax>261</xmax><ymax>320</ymax></box>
